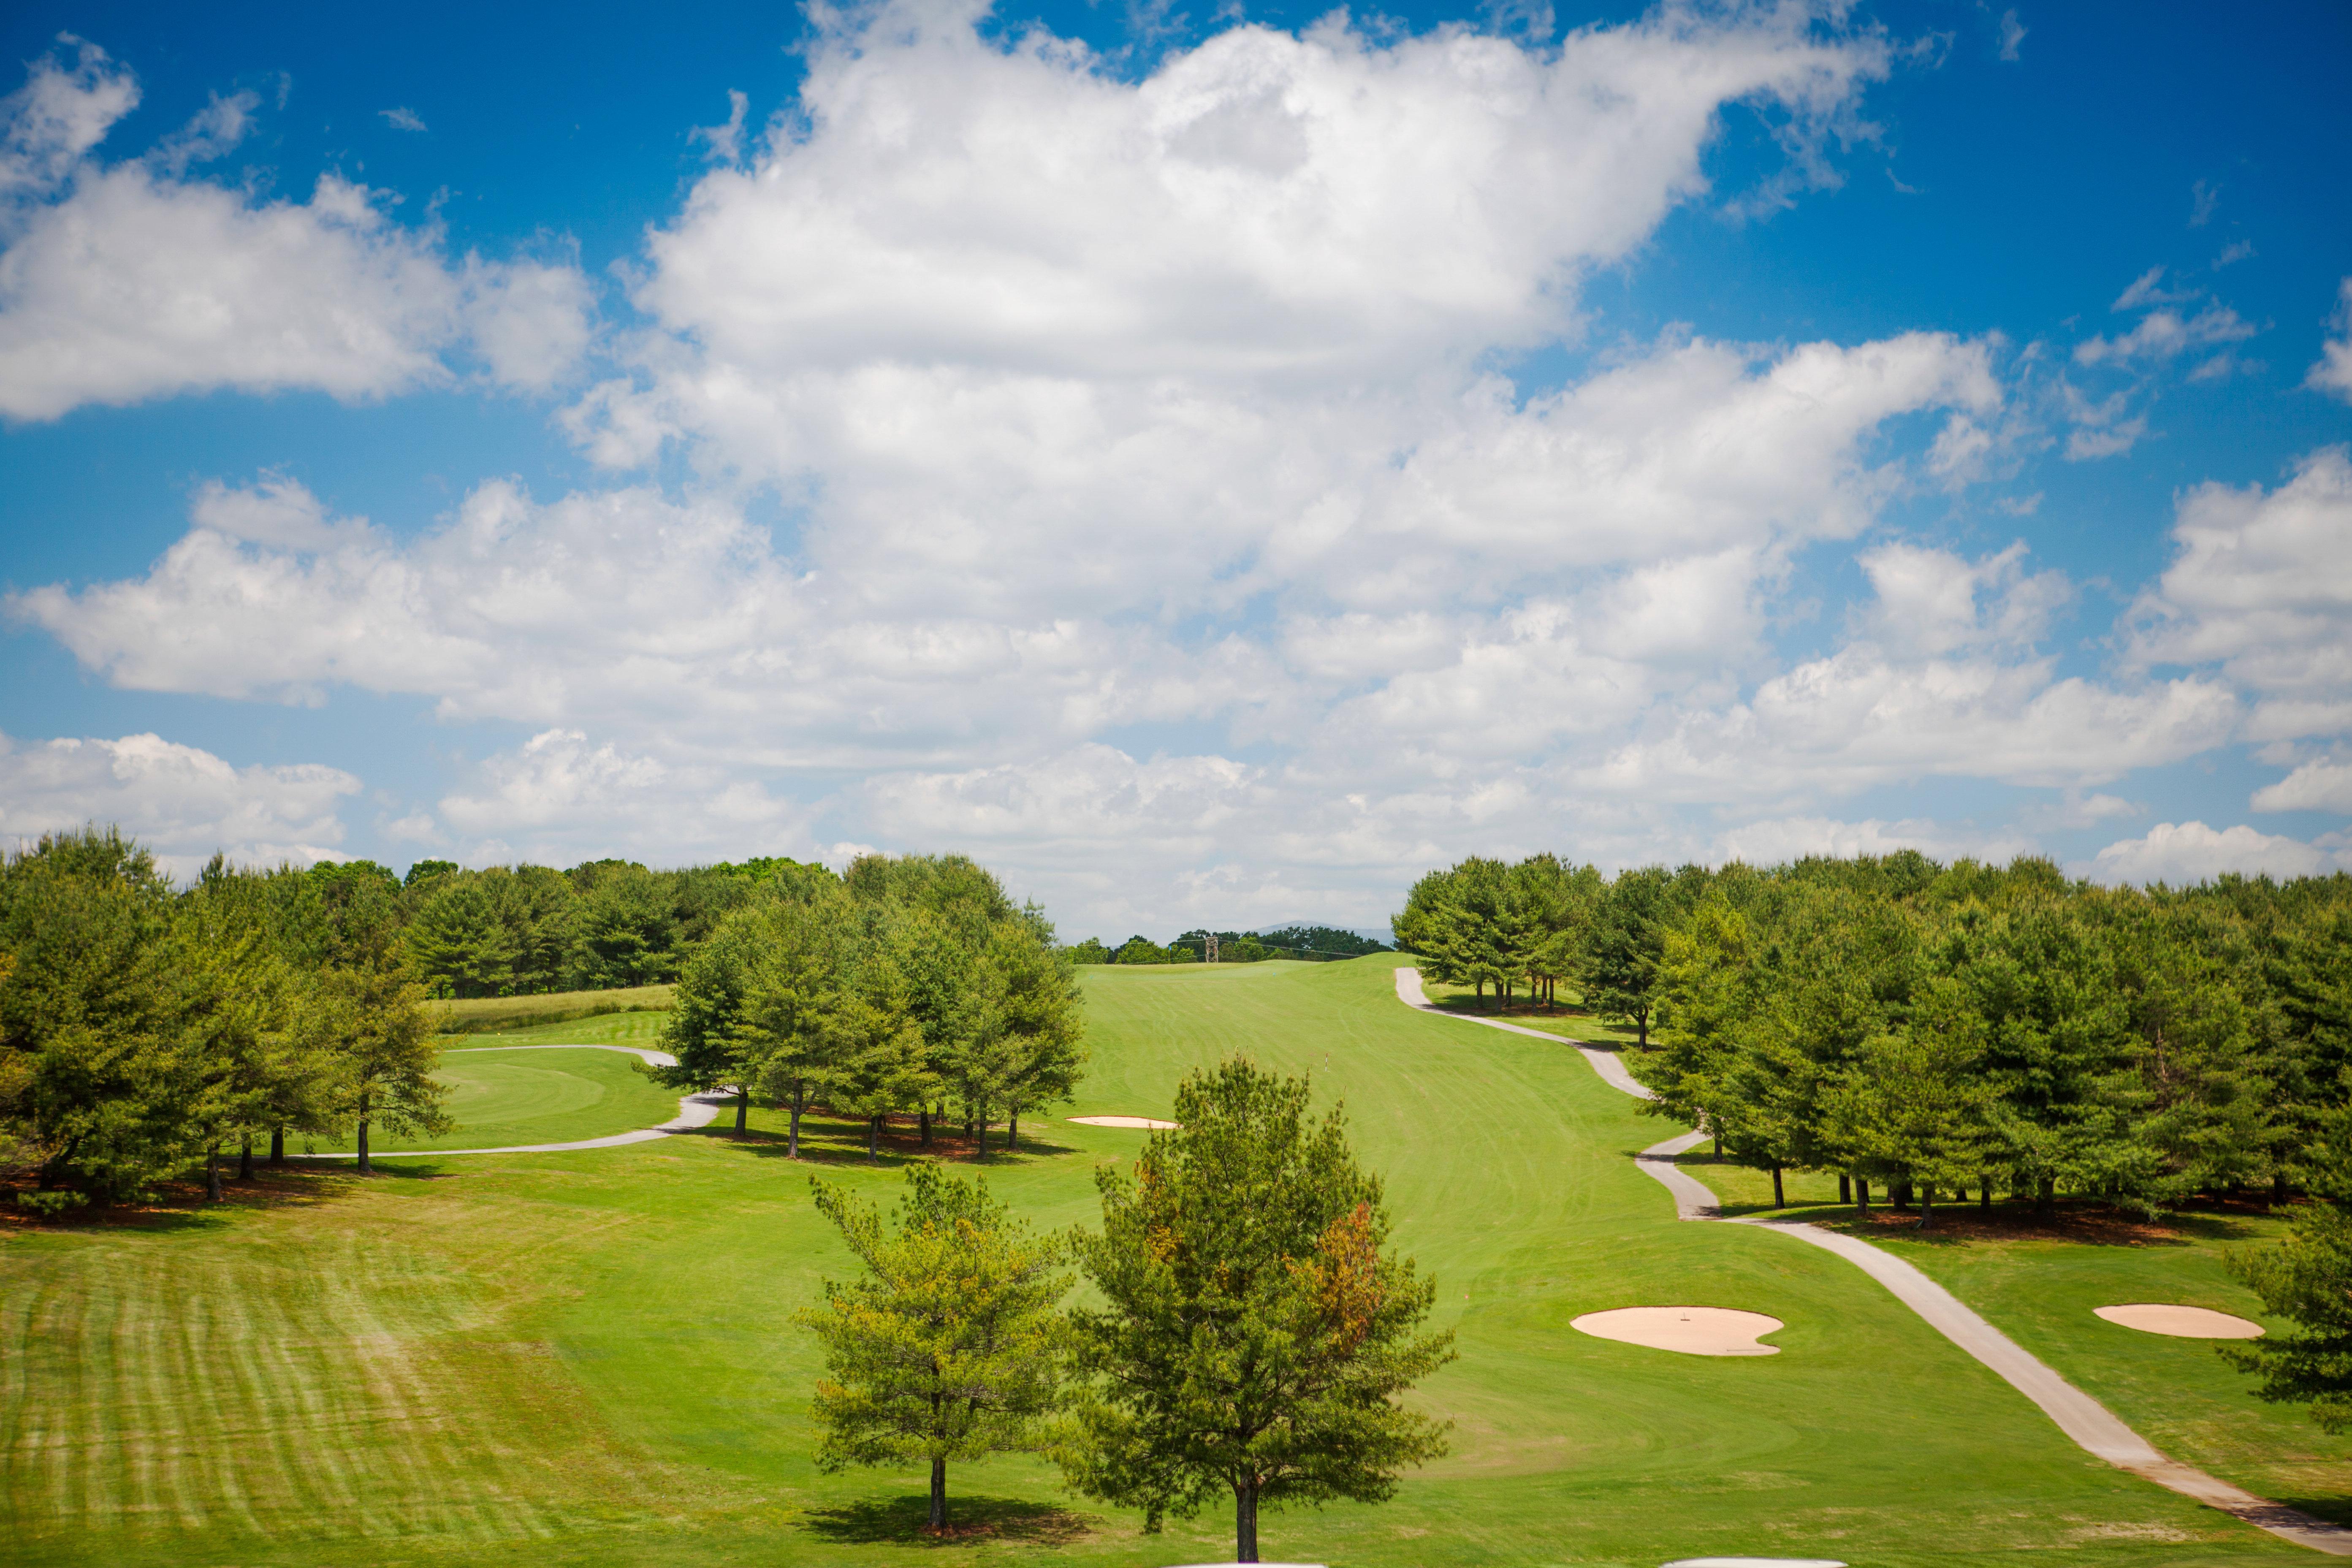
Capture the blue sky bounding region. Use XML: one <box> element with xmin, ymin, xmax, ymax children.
<box><xmin>1</xmin><ymin>0</ymin><xmax>2348</xmax><ymax>936</ymax></box>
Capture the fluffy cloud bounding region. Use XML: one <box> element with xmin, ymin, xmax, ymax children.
<box><xmin>608</xmin><ymin>0</ymin><xmax>1884</xmax><ymax>397</ymax></box>
<box><xmin>2127</xmin><ymin>446</ymin><xmax>2352</xmax><ymax>739</ymax></box>
<box><xmin>1588</xmin><ymin>541</ymin><xmax>2232</xmax><ymax>803</ymax></box>
<box><xmin>17</xmin><ymin>4</ymin><xmax>2328</xmax><ymax>927</ymax></box>
<box><xmin>434</xmin><ymin>728</ymin><xmax>806</xmax><ymax>866</ymax></box>
<box><xmin>0</xmin><ymin>730</ymin><xmax>358</xmax><ymax>875</ymax></box>
<box><xmin>0</xmin><ymin>41</ymin><xmax>591</xmax><ymax>420</ymax></box>
<box><xmin>2086</xmin><ymin>820</ymin><xmax>2347</xmax><ymax>886</ymax></box>
<box><xmin>2252</xmin><ymin>757</ymin><xmax>2352</xmax><ymax>814</ymax></box>
<box><xmin>2310</xmin><ymin>278</ymin><xmax>2352</xmax><ymax>402</ymax></box>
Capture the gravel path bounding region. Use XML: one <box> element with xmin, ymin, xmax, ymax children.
<box><xmin>306</xmin><ymin>1044</ymin><xmax>730</xmax><ymax>1158</ymax></box>
<box><xmin>1394</xmin><ymin>966</ymin><xmax>2352</xmax><ymax>1557</ymax></box>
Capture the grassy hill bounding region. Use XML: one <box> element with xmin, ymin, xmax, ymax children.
<box><xmin>0</xmin><ymin>956</ymin><xmax>2327</xmax><ymax>1566</ymax></box>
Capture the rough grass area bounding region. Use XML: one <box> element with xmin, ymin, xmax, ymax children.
<box><xmin>0</xmin><ymin>956</ymin><xmax>2325</xmax><ymax>1567</ymax></box>
<box><xmin>423</xmin><ymin>984</ymin><xmax>675</xmax><ymax>1035</ymax></box>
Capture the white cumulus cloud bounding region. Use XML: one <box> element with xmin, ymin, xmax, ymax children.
<box><xmin>2252</xmin><ymin>757</ymin><xmax>2352</xmax><ymax>814</ymax></box>
<box><xmin>0</xmin><ymin>41</ymin><xmax>591</xmax><ymax>419</ymax></box>
<box><xmin>2127</xmin><ymin>445</ymin><xmax>2352</xmax><ymax>740</ymax></box>
<box><xmin>2086</xmin><ymin>820</ymin><xmax>2345</xmax><ymax>886</ymax></box>
<box><xmin>0</xmin><ymin>729</ymin><xmax>358</xmax><ymax>876</ymax></box>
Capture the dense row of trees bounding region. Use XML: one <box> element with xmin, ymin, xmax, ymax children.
<box><xmin>656</xmin><ymin>855</ymin><xmax>1087</xmax><ymax>1157</ymax></box>
<box><xmin>800</xmin><ymin>1058</ymin><xmax>1451</xmax><ymax>1561</ymax></box>
<box><xmin>1066</xmin><ymin>925</ymin><xmax>1390</xmax><ymax>966</ymax></box>
<box><xmin>0</xmin><ymin>827</ymin><xmax>447</xmax><ymax>1208</ymax></box>
<box><xmin>398</xmin><ymin>855</ymin><xmax>811</xmax><ymax>998</ymax></box>
<box><xmin>1398</xmin><ymin>850</ymin><xmax>2352</xmax><ymax>1221</ymax></box>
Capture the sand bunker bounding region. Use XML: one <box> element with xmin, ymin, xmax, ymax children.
<box><xmin>1571</xmin><ymin>1306</ymin><xmax>1784</xmax><ymax>1356</ymax></box>
<box><xmin>2094</xmin><ymin>1304</ymin><xmax>2264</xmax><ymax>1339</ymax></box>
<box><xmin>1067</xmin><ymin>1115</ymin><xmax>1180</xmax><ymax>1130</ymax></box>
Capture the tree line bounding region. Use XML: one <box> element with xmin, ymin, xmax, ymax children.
<box><xmin>0</xmin><ymin>827</ymin><xmax>448</xmax><ymax>1210</ymax></box>
<box><xmin>1396</xmin><ymin>850</ymin><xmax>2352</xmax><ymax>1220</ymax></box>
<box><xmin>1066</xmin><ymin>925</ymin><xmax>1391</xmax><ymax>966</ymax></box>
<box><xmin>397</xmin><ymin>853</ymin><xmax>812</xmax><ymax>998</ymax></box>
<box><xmin>655</xmin><ymin>854</ymin><xmax>1087</xmax><ymax>1158</ymax></box>
<box><xmin>799</xmin><ymin>1058</ymin><xmax>1451</xmax><ymax>1563</ymax></box>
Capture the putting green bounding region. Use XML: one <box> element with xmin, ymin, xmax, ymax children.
<box><xmin>302</xmin><ymin>1044</ymin><xmax>685</xmax><ymax>1155</ymax></box>
<box><xmin>0</xmin><ymin>956</ymin><xmax>2323</xmax><ymax>1567</ymax></box>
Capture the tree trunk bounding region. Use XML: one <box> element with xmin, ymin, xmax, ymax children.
<box><xmin>2035</xmin><ymin>1175</ymin><xmax>2055</xmax><ymax>1217</ymax></box>
<box><xmin>1920</xmin><ymin>1185</ymin><xmax>1934</xmax><ymax>1229</ymax></box>
<box><xmin>357</xmin><ymin>1090</ymin><xmax>372</xmax><ymax>1175</ymax></box>
<box><xmin>865</xmin><ymin>1116</ymin><xmax>879</xmax><ymax>1162</ymax></box>
<box><xmin>735</xmin><ymin>1088</ymin><xmax>749</xmax><ymax>1134</ymax></box>
<box><xmin>1008</xmin><ymin>1107</ymin><xmax>1019</xmax><ymax>1150</ymax></box>
<box><xmin>1772</xmin><ymin>1165</ymin><xmax>1785</xmax><ymax>1208</ymax></box>
<box><xmin>1712</xmin><ymin>1129</ymin><xmax>1723</xmax><ymax>1159</ymax></box>
<box><xmin>919</xmin><ymin>1106</ymin><xmax>931</xmax><ymax>1146</ymax></box>
<box><xmin>238</xmin><ymin>1137</ymin><xmax>253</xmax><ymax>1182</ymax></box>
<box><xmin>207</xmin><ymin>1145</ymin><xmax>224</xmax><ymax>1203</ymax></box>
<box><xmin>2273</xmin><ymin>1171</ymin><xmax>2289</xmax><ymax>1204</ymax></box>
<box><xmin>1636</xmin><ymin>1012</ymin><xmax>1648</xmax><ymax>1047</ymax></box>
<box><xmin>1856</xmin><ymin>1177</ymin><xmax>1869</xmax><ymax>1214</ymax></box>
<box><xmin>1235</xmin><ymin>1478</ymin><xmax>1260</xmax><ymax>1563</ymax></box>
<box><xmin>787</xmin><ymin>1082</ymin><xmax>804</xmax><ymax>1160</ymax></box>
<box><xmin>929</xmin><ymin>1456</ymin><xmax>947</xmax><ymax>1530</ymax></box>
<box><xmin>977</xmin><ymin>1103</ymin><xmax>989</xmax><ymax>1155</ymax></box>
<box><xmin>1980</xmin><ymin>1175</ymin><xmax>1992</xmax><ymax>1211</ymax></box>
<box><xmin>1894</xmin><ymin>1179</ymin><xmax>1913</xmax><ymax>1210</ymax></box>
<box><xmin>1838</xmin><ymin>1174</ymin><xmax>1851</xmax><ymax>1204</ymax></box>
<box><xmin>270</xmin><ymin>1125</ymin><xmax>285</xmax><ymax>1167</ymax></box>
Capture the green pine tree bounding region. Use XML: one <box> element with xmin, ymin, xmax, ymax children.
<box><xmin>801</xmin><ymin>1165</ymin><xmax>1069</xmax><ymax>1531</ymax></box>
<box><xmin>1060</xmin><ymin>1058</ymin><xmax>1454</xmax><ymax>1563</ymax></box>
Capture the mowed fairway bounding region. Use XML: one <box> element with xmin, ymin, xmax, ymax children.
<box><xmin>0</xmin><ymin>958</ymin><xmax>2317</xmax><ymax>1566</ymax></box>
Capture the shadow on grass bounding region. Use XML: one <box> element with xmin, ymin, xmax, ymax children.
<box><xmin>1663</xmin><ymin>1150</ymin><xmax>2268</xmax><ymax>1248</ymax></box>
<box><xmin>677</xmin><ymin>1109</ymin><xmax>1080</xmax><ymax>1169</ymax></box>
<box><xmin>801</xmin><ymin>1493</ymin><xmax>1093</xmax><ymax>1547</ymax></box>
<box><xmin>2276</xmin><ymin>1495</ymin><xmax>2352</xmax><ymax>1530</ymax></box>
<box><xmin>1</xmin><ymin>1164</ymin><xmax>361</xmax><ymax>1233</ymax></box>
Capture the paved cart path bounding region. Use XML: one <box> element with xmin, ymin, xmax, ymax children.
<box><xmin>1394</xmin><ymin>966</ymin><xmax>2352</xmax><ymax>1557</ymax></box>
<box><xmin>306</xmin><ymin>1043</ymin><xmax>730</xmax><ymax>1158</ymax></box>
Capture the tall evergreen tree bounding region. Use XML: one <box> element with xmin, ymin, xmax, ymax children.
<box><xmin>1061</xmin><ymin>1059</ymin><xmax>1453</xmax><ymax>1563</ymax></box>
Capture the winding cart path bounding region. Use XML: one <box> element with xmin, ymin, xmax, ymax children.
<box><xmin>307</xmin><ymin>1044</ymin><xmax>730</xmax><ymax>1158</ymax></box>
<box><xmin>1393</xmin><ymin>965</ymin><xmax>2352</xmax><ymax>1557</ymax></box>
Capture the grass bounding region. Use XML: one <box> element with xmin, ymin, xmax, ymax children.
<box><xmin>423</xmin><ymin>984</ymin><xmax>675</xmax><ymax>1035</ymax></box>
<box><xmin>299</xmin><ymin>1010</ymin><xmax>686</xmax><ymax>1154</ymax></box>
<box><xmin>0</xmin><ymin>955</ymin><xmax>2328</xmax><ymax>1566</ymax></box>
<box><xmin>1675</xmin><ymin>1150</ymin><xmax>2352</xmax><ymax>1526</ymax></box>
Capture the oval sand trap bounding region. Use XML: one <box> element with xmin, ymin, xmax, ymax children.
<box><xmin>1572</xmin><ymin>1306</ymin><xmax>1783</xmax><ymax>1356</ymax></box>
<box><xmin>2094</xmin><ymin>1304</ymin><xmax>2263</xmax><ymax>1339</ymax></box>
<box><xmin>1068</xmin><ymin>1115</ymin><xmax>1180</xmax><ymax>1130</ymax></box>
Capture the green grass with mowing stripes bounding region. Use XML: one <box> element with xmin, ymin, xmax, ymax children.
<box><xmin>0</xmin><ymin>955</ymin><xmax>2325</xmax><ymax>1566</ymax></box>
